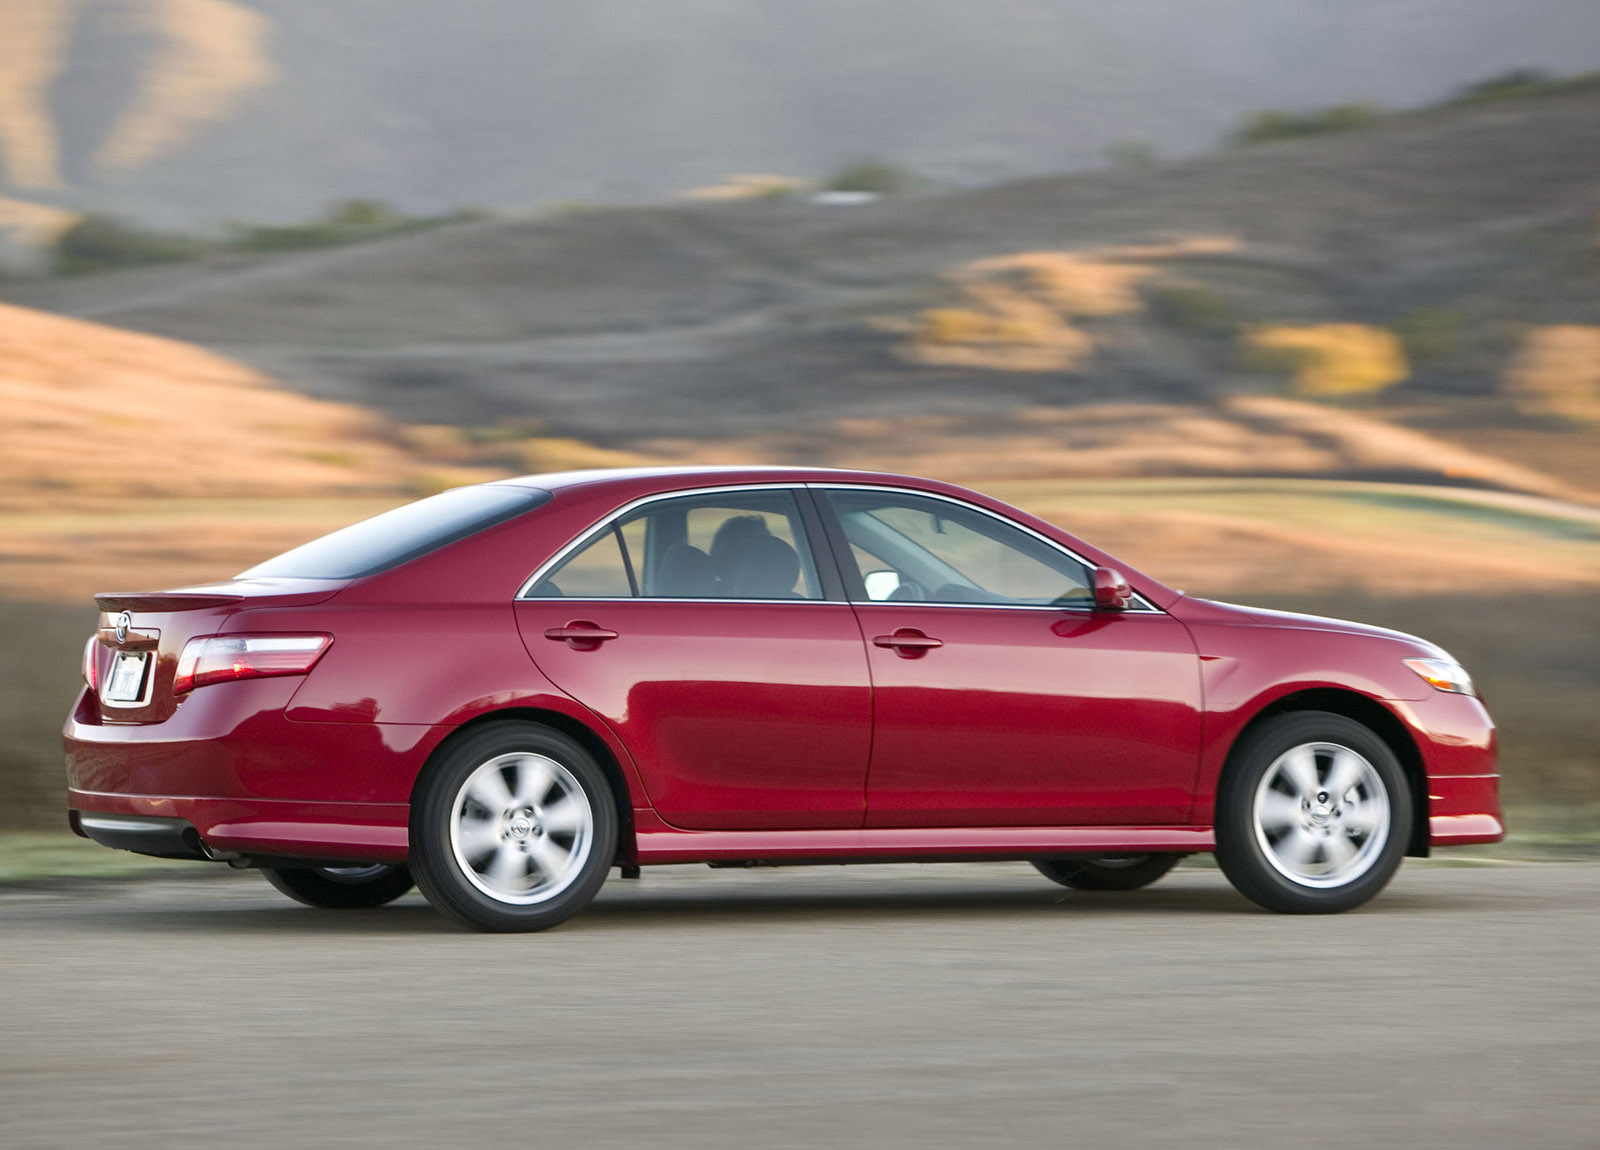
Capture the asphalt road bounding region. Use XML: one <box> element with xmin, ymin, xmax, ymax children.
<box><xmin>3</xmin><ymin>860</ymin><xmax>1596</xmax><ymax>1149</ymax></box>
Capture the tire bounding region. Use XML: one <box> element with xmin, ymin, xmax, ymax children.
<box><xmin>410</xmin><ymin>722</ymin><xmax>618</xmax><ymax>932</ymax></box>
<box><xmin>261</xmin><ymin>863</ymin><xmax>415</xmax><ymax>909</ymax></box>
<box><xmin>1031</xmin><ymin>854</ymin><xmax>1181</xmax><ymax>891</ymax></box>
<box><xmin>1215</xmin><ymin>711</ymin><xmax>1412</xmax><ymax>914</ymax></box>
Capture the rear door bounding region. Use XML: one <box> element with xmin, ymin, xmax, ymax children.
<box><xmin>513</xmin><ymin>486</ymin><xmax>872</xmax><ymax>831</ymax></box>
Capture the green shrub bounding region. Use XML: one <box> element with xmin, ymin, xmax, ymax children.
<box><xmin>51</xmin><ymin>202</ymin><xmax>482</xmax><ymax>275</ymax></box>
<box><xmin>230</xmin><ymin>199</ymin><xmax>443</xmax><ymax>253</ymax></box>
<box><xmin>1443</xmin><ymin>69</ymin><xmax>1600</xmax><ymax>108</ymax></box>
<box><xmin>325</xmin><ymin>199</ymin><xmax>404</xmax><ymax>229</ymax></box>
<box><xmin>1146</xmin><ymin>282</ymin><xmax>1237</xmax><ymax>337</ymax></box>
<box><xmin>1229</xmin><ymin>104</ymin><xmax>1386</xmax><ymax>146</ymax></box>
<box><xmin>1391</xmin><ymin>308</ymin><xmax>1463</xmax><ymax>366</ymax></box>
<box><xmin>825</xmin><ymin>158</ymin><xmax>913</xmax><ymax>196</ymax></box>
<box><xmin>52</xmin><ymin>214</ymin><xmax>211</xmax><ymax>275</ymax></box>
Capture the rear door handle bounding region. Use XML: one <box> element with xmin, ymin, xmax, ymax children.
<box><xmin>544</xmin><ymin>622</ymin><xmax>619</xmax><ymax>648</ymax></box>
<box><xmin>872</xmin><ymin>628</ymin><xmax>943</xmax><ymax>657</ymax></box>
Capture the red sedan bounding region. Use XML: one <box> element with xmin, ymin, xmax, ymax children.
<box><xmin>65</xmin><ymin>467</ymin><xmax>1502</xmax><ymax>929</ymax></box>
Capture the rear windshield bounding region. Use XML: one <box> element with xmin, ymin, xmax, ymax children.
<box><xmin>239</xmin><ymin>485</ymin><xmax>552</xmax><ymax>579</ymax></box>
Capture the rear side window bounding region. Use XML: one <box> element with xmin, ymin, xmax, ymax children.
<box><xmin>527</xmin><ymin>489</ymin><xmax>823</xmax><ymax>600</ymax></box>
<box><xmin>240</xmin><ymin>485</ymin><xmax>552</xmax><ymax>579</ymax></box>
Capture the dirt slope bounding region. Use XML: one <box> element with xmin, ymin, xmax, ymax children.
<box><xmin>0</xmin><ymin>300</ymin><xmax>422</xmax><ymax>503</ymax></box>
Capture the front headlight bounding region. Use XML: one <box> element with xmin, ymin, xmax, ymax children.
<box><xmin>1403</xmin><ymin>656</ymin><xmax>1476</xmax><ymax>697</ymax></box>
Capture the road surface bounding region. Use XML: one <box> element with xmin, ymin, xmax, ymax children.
<box><xmin>2</xmin><ymin>860</ymin><xmax>1596</xmax><ymax>1148</ymax></box>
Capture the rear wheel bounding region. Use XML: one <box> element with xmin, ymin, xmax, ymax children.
<box><xmin>261</xmin><ymin>863</ymin><xmax>415</xmax><ymax>909</ymax></box>
<box><xmin>1215</xmin><ymin>711</ymin><xmax>1411</xmax><ymax>914</ymax></box>
<box><xmin>1032</xmin><ymin>854</ymin><xmax>1181</xmax><ymax>891</ymax></box>
<box><xmin>410</xmin><ymin>722</ymin><xmax>617</xmax><ymax>932</ymax></box>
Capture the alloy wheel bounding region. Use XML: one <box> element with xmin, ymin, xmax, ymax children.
<box><xmin>1251</xmin><ymin>741</ymin><xmax>1390</xmax><ymax>889</ymax></box>
<box><xmin>449</xmin><ymin>752</ymin><xmax>595</xmax><ymax>905</ymax></box>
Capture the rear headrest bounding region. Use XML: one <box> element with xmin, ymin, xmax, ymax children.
<box><xmin>731</xmin><ymin>534</ymin><xmax>802</xmax><ymax>598</ymax></box>
<box><xmin>654</xmin><ymin>543</ymin><xmax>714</xmax><ymax>597</ymax></box>
<box><xmin>709</xmin><ymin>515</ymin><xmax>771</xmax><ymax>581</ymax></box>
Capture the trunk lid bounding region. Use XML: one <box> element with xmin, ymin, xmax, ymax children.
<box><xmin>87</xmin><ymin>578</ymin><xmax>344</xmax><ymax>723</ymax></box>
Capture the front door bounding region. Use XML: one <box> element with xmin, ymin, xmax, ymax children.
<box><xmin>817</xmin><ymin>487</ymin><xmax>1203</xmax><ymax>828</ymax></box>
<box><xmin>514</xmin><ymin>487</ymin><xmax>871</xmax><ymax>831</ymax></box>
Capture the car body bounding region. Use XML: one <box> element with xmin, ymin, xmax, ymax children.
<box><xmin>65</xmin><ymin>466</ymin><xmax>1502</xmax><ymax>929</ymax></box>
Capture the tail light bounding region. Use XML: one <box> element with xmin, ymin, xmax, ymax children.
<box><xmin>173</xmin><ymin>635</ymin><xmax>332</xmax><ymax>695</ymax></box>
<box><xmin>82</xmin><ymin>636</ymin><xmax>100</xmax><ymax>692</ymax></box>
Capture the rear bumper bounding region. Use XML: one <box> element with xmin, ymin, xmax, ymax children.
<box><xmin>63</xmin><ymin>680</ymin><xmax>431</xmax><ymax>863</ymax></box>
<box><xmin>68</xmin><ymin>789</ymin><xmax>410</xmax><ymax>862</ymax></box>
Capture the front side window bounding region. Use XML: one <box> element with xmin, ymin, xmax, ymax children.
<box><xmin>527</xmin><ymin>489</ymin><xmax>823</xmax><ymax>600</ymax></box>
<box><xmin>822</xmin><ymin>489</ymin><xmax>1092</xmax><ymax>607</ymax></box>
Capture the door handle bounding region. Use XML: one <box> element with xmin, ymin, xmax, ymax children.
<box><xmin>872</xmin><ymin>628</ymin><xmax>943</xmax><ymax>657</ymax></box>
<box><xmin>544</xmin><ymin>622</ymin><xmax>620</xmax><ymax>649</ymax></box>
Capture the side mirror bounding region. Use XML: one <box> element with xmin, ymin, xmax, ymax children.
<box><xmin>863</xmin><ymin>570</ymin><xmax>902</xmax><ymax>601</ymax></box>
<box><xmin>1092</xmin><ymin>566</ymin><xmax>1132</xmax><ymax>610</ymax></box>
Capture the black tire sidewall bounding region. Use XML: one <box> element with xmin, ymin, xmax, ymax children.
<box><xmin>260</xmin><ymin>864</ymin><xmax>415</xmax><ymax>908</ymax></box>
<box><xmin>1031</xmin><ymin>854</ymin><xmax>1182</xmax><ymax>891</ymax></box>
<box><xmin>1215</xmin><ymin>711</ymin><xmax>1412</xmax><ymax>914</ymax></box>
<box><xmin>410</xmin><ymin>722</ymin><xmax>618</xmax><ymax>932</ymax></box>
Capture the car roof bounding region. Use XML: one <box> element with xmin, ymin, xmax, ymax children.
<box><xmin>491</xmin><ymin>465</ymin><xmax>953</xmax><ymax>495</ymax></box>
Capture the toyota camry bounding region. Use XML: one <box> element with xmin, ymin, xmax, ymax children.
<box><xmin>65</xmin><ymin>467</ymin><xmax>1503</xmax><ymax>930</ymax></box>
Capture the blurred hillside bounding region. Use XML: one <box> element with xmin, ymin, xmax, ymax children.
<box><xmin>7</xmin><ymin>84</ymin><xmax>1600</xmax><ymax>499</ymax></box>
<box><xmin>2</xmin><ymin>0</ymin><xmax>1600</xmax><ymax>232</ymax></box>
<box><xmin>8</xmin><ymin>73</ymin><xmax>1600</xmax><ymax>606</ymax></box>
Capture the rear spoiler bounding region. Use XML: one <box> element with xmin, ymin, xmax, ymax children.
<box><xmin>94</xmin><ymin>591</ymin><xmax>246</xmax><ymax>612</ymax></box>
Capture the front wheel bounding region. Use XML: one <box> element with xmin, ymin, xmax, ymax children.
<box><xmin>260</xmin><ymin>863</ymin><xmax>415</xmax><ymax>908</ymax></box>
<box><xmin>410</xmin><ymin>722</ymin><xmax>618</xmax><ymax>932</ymax></box>
<box><xmin>1031</xmin><ymin>854</ymin><xmax>1181</xmax><ymax>891</ymax></box>
<box><xmin>1215</xmin><ymin>711</ymin><xmax>1412</xmax><ymax>914</ymax></box>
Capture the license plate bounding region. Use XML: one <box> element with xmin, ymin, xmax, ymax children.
<box><xmin>104</xmin><ymin>651</ymin><xmax>150</xmax><ymax>703</ymax></box>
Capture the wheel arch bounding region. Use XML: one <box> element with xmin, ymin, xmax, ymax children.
<box><xmin>1220</xmin><ymin>688</ymin><xmax>1429</xmax><ymax>857</ymax></box>
<box><xmin>411</xmin><ymin>707</ymin><xmax>639</xmax><ymax>865</ymax></box>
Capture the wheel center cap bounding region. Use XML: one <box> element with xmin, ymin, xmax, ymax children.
<box><xmin>1309</xmin><ymin>805</ymin><xmax>1332</xmax><ymax>825</ymax></box>
<box><xmin>508</xmin><ymin>815</ymin><xmax>533</xmax><ymax>840</ymax></box>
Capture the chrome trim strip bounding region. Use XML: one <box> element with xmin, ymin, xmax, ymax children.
<box><xmin>77</xmin><ymin>813</ymin><xmax>180</xmax><ymax>835</ymax></box>
<box><xmin>514</xmin><ymin>478</ymin><xmax>1160</xmax><ymax>613</ymax></box>
<box><xmin>522</xmin><ymin>596</ymin><xmax>846</xmax><ymax>606</ymax></box>
<box><xmin>512</xmin><ymin>596</ymin><xmax>1148</xmax><ymax>615</ymax></box>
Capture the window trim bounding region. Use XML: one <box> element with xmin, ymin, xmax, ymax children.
<box><xmin>517</xmin><ymin>480</ymin><xmax>1161</xmax><ymax>613</ymax></box>
<box><xmin>807</xmin><ymin>483</ymin><xmax>1161</xmax><ymax>613</ymax></box>
<box><xmin>515</xmin><ymin>483</ymin><xmax>843</xmax><ymax>603</ymax></box>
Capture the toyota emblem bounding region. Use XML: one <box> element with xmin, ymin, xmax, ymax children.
<box><xmin>114</xmin><ymin>612</ymin><xmax>132</xmax><ymax>644</ymax></box>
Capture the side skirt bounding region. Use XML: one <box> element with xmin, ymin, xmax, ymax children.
<box><xmin>632</xmin><ymin>814</ymin><xmax>1215</xmax><ymax>865</ymax></box>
